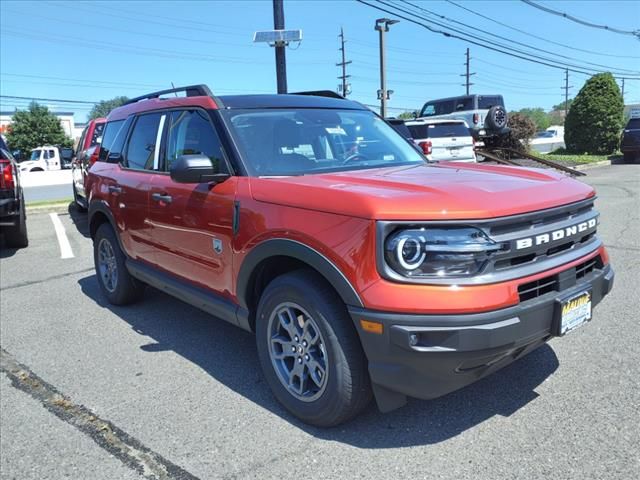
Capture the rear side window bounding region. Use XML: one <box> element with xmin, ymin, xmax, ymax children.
<box><xmin>124</xmin><ymin>113</ymin><xmax>163</xmax><ymax>170</ymax></box>
<box><xmin>626</xmin><ymin>118</ymin><xmax>640</xmax><ymax>129</ymax></box>
<box><xmin>90</xmin><ymin>122</ymin><xmax>105</xmax><ymax>147</ymax></box>
<box><xmin>165</xmin><ymin>110</ymin><xmax>226</xmax><ymax>173</ymax></box>
<box><xmin>477</xmin><ymin>96</ymin><xmax>504</xmax><ymax>109</ymax></box>
<box><xmin>98</xmin><ymin>119</ymin><xmax>126</xmax><ymax>162</ymax></box>
<box><xmin>407</xmin><ymin>123</ymin><xmax>470</xmax><ymax>139</ymax></box>
<box><xmin>420</xmin><ymin>100</ymin><xmax>454</xmax><ymax>117</ymax></box>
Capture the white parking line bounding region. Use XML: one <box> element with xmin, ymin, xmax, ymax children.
<box><xmin>49</xmin><ymin>213</ymin><xmax>74</xmax><ymax>259</ymax></box>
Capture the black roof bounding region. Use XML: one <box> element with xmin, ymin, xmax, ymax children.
<box><xmin>216</xmin><ymin>94</ymin><xmax>367</xmax><ymax>110</ymax></box>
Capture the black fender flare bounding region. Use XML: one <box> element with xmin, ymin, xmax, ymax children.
<box><xmin>87</xmin><ymin>200</ymin><xmax>125</xmax><ymax>251</ymax></box>
<box><xmin>236</xmin><ymin>238</ymin><xmax>364</xmax><ymax>313</ymax></box>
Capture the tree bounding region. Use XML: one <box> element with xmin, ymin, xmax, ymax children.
<box><xmin>552</xmin><ymin>98</ymin><xmax>574</xmax><ymax>112</ymax></box>
<box><xmin>88</xmin><ymin>96</ymin><xmax>129</xmax><ymax>120</ymax></box>
<box><xmin>397</xmin><ymin>111</ymin><xmax>417</xmax><ymax>120</ymax></box>
<box><xmin>565</xmin><ymin>73</ymin><xmax>624</xmax><ymax>154</ymax></box>
<box><xmin>515</xmin><ymin>107</ymin><xmax>551</xmax><ymax>130</ymax></box>
<box><xmin>5</xmin><ymin>102</ymin><xmax>72</xmax><ymax>154</ymax></box>
<box><xmin>497</xmin><ymin>112</ymin><xmax>536</xmax><ymax>153</ymax></box>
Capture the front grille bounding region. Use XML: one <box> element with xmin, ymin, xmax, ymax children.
<box><xmin>517</xmin><ymin>256</ymin><xmax>603</xmax><ymax>302</ymax></box>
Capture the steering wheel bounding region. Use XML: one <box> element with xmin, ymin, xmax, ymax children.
<box><xmin>342</xmin><ymin>152</ymin><xmax>370</xmax><ymax>164</ymax></box>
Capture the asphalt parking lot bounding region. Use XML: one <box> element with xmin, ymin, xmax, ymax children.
<box><xmin>1</xmin><ymin>164</ymin><xmax>638</xmax><ymax>480</ymax></box>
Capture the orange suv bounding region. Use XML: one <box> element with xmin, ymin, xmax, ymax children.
<box><xmin>87</xmin><ymin>85</ymin><xmax>614</xmax><ymax>426</ymax></box>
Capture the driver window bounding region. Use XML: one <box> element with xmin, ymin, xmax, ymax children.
<box><xmin>165</xmin><ymin>110</ymin><xmax>226</xmax><ymax>174</ymax></box>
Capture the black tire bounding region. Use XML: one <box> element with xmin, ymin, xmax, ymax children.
<box><xmin>93</xmin><ymin>222</ymin><xmax>145</xmax><ymax>305</ymax></box>
<box><xmin>486</xmin><ymin>105</ymin><xmax>508</xmax><ymax>131</ymax></box>
<box><xmin>256</xmin><ymin>270</ymin><xmax>372</xmax><ymax>427</ymax></box>
<box><xmin>4</xmin><ymin>198</ymin><xmax>28</xmax><ymax>249</ymax></box>
<box><xmin>72</xmin><ymin>182</ymin><xmax>86</xmax><ymax>211</ymax></box>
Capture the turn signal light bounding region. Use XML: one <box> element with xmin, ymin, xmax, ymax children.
<box><xmin>360</xmin><ymin>319</ymin><xmax>384</xmax><ymax>335</ymax></box>
<box><xmin>418</xmin><ymin>140</ymin><xmax>432</xmax><ymax>155</ymax></box>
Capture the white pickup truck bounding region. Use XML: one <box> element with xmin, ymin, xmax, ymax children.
<box><xmin>19</xmin><ymin>146</ymin><xmax>63</xmax><ymax>172</ymax></box>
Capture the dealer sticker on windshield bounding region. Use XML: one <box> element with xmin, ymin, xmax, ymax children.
<box><xmin>558</xmin><ymin>289</ymin><xmax>592</xmax><ymax>336</ymax></box>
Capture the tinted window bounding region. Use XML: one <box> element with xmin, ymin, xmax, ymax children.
<box><xmin>477</xmin><ymin>96</ymin><xmax>504</xmax><ymax>109</ymax></box>
<box><xmin>420</xmin><ymin>100</ymin><xmax>454</xmax><ymax>117</ymax></box>
<box><xmin>98</xmin><ymin>119</ymin><xmax>126</xmax><ymax>162</ymax></box>
<box><xmin>47</xmin><ymin>149</ymin><xmax>56</xmax><ymax>159</ymax></box>
<box><xmin>30</xmin><ymin>150</ymin><xmax>41</xmax><ymax>160</ymax></box>
<box><xmin>453</xmin><ymin>97</ymin><xmax>474</xmax><ymax>111</ymax></box>
<box><xmin>77</xmin><ymin>126</ymin><xmax>87</xmax><ymax>153</ymax></box>
<box><xmin>407</xmin><ymin>123</ymin><xmax>471</xmax><ymax>139</ymax></box>
<box><xmin>90</xmin><ymin>122</ymin><xmax>105</xmax><ymax>147</ymax></box>
<box><xmin>224</xmin><ymin>109</ymin><xmax>424</xmax><ymax>176</ymax></box>
<box><xmin>125</xmin><ymin>114</ymin><xmax>162</xmax><ymax>170</ymax></box>
<box><xmin>626</xmin><ymin>118</ymin><xmax>640</xmax><ymax>130</ymax></box>
<box><xmin>165</xmin><ymin>110</ymin><xmax>226</xmax><ymax>173</ymax></box>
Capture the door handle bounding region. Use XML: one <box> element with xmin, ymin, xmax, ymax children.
<box><xmin>152</xmin><ymin>193</ymin><xmax>172</xmax><ymax>204</ymax></box>
<box><xmin>108</xmin><ymin>185</ymin><xmax>122</xmax><ymax>194</ymax></box>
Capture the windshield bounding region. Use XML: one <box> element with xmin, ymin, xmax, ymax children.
<box><xmin>30</xmin><ymin>150</ymin><xmax>41</xmax><ymax>161</ymax></box>
<box><xmin>224</xmin><ymin>109</ymin><xmax>425</xmax><ymax>176</ymax></box>
<box><xmin>407</xmin><ymin>123</ymin><xmax>470</xmax><ymax>139</ymax></box>
<box><xmin>536</xmin><ymin>131</ymin><xmax>554</xmax><ymax>138</ymax></box>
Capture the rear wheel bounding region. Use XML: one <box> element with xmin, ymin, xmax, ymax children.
<box><xmin>255</xmin><ymin>270</ymin><xmax>372</xmax><ymax>426</ymax></box>
<box><xmin>93</xmin><ymin>223</ymin><xmax>145</xmax><ymax>305</ymax></box>
<box><xmin>4</xmin><ymin>199</ymin><xmax>28</xmax><ymax>248</ymax></box>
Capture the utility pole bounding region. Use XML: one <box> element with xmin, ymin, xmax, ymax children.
<box><xmin>563</xmin><ymin>69</ymin><xmax>573</xmax><ymax>118</ymax></box>
<box><xmin>461</xmin><ymin>48</ymin><xmax>475</xmax><ymax>95</ymax></box>
<box><xmin>273</xmin><ymin>0</ymin><xmax>287</xmax><ymax>94</ymax></box>
<box><xmin>336</xmin><ymin>27</ymin><xmax>352</xmax><ymax>96</ymax></box>
<box><xmin>375</xmin><ymin>18</ymin><xmax>398</xmax><ymax>118</ymax></box>
<box><xmin>621</xmin><ymin>78</ymin><xmax>625</xmax><ymax>102</ymax></box>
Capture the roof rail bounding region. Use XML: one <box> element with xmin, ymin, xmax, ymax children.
<box><xmin>124</xmin><ymin>84</ymin><xmax>213</xmax><ymax>106</ymax></box>
<box><xmin>291</xmin><ymin>90</ymin><xmax>345</xmax><ymax>100</ymax></box>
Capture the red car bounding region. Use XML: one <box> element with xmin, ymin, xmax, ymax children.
<box><xmin>72</xmin><ymin>117</ymin><xmax>105</xmax><ymax>209</ymax></box>
<box><xmin>86</xmin><ymin>85</ymin><xmax>614</xmax><ymax>426</ymax></box>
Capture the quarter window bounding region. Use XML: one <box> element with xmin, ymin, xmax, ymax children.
<box><xmin>125</xmin><ymin>113</ymin><xmax>163</xmax><ymax>171</ymax></box>
<box><xmin>165</xmin><ymin>110</ymin><xmax>226</xmax><ymax>173</ymax></box>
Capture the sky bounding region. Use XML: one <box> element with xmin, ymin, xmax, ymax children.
<box><xmin>1</xmin><ymin>0</ymin><xmax>639</xmax><ymax>122</ymax></box>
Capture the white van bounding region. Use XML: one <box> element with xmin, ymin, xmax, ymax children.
<box><xmin>404</xmin><ymin>119</ymin><xmax>476</xmax><ymax>163</ymax></box>
<box><xmin>19</xmin><ymin>146</ymin><xmax>63</xmax><ymax>172</ymax></box>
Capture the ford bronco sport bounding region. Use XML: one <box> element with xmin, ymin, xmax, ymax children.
<box><xmin>87</xmin><ymin>85</ymin><xmax>614</xmax><ymax>427</ymax></box>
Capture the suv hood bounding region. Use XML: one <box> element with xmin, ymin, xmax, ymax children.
<box><xmin>250</xmin><ymin>163</ymin><xmax>595</xmax><ymax>220</ymax></box>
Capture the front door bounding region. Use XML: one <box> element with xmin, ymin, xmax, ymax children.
<box><xmin>148</xmin><ymin>109</ymin><xmax>236</xmax><ymax>296</ymax></box>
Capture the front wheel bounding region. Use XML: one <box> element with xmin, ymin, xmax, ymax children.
<box><xmin>256</xmin><ymin>270</ymin><xmax>372</xmax><ymax>427</ymax></box>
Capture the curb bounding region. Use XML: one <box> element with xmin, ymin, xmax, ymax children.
<box><xmin>26</xmin><ymin>201</ymin><xmax>74</xmax><ymax>214</ymax></box>
<box><xmin>573</xmin><ymin>160</ymin><xmax>612</xmax><ymax>171</ymax></box>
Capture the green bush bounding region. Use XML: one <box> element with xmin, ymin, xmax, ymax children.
<box><xmin>565</xmin><ymin>73</ymin><xmax>624</xmax><ymax>154</ymax></box>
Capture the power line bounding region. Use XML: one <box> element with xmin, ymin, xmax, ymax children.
<box><xmin>0</xmin><ymin>95</ymin><xmax>98</xmax><ymax>104</ymax></box>
<box><xmin>521</xmin><ymin>0</ymin><xmax>640</xmax><ymax>39</ymax></box>
<box><xmin>0</xmin><ymin>73</ymin><xmax>164</xmax><ymax>88</ymax></box>
<box><xmin>355</xmin><ymin>0</ymin><xmax>640</xmax><ymax>78</ymax></box>
<box><xmin>446</xmin><ymin>0</ymin><xmax>640</xmax><ymax>59</ymax></box>
<box><xmin>399</xmin><ymin>0</ymin><xmax>640</xmax><ymax>74</ymax></box>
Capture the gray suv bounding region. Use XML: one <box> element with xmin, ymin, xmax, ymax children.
<box><xmin>418</xmin><ymin>94</ymin><xmax>509</xmax><ymax>145</ymax></box>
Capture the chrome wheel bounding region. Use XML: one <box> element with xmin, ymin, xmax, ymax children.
<box><xmin>97</xmin><ymin>238</ymin><xmax>118</xmax><ymax>293</ymax></box>
<box><xmin>268</xmin><ymin>302</ymin><xmax>328</xmax><ymax>402</ymax></box>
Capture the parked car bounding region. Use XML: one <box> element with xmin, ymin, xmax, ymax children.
<box><xmin>72</xmin><ymin>117</ymin><xmax>106</xmax><ymax>209</ymax></box>
<box><xmin>417</xmin><ymin>94</ymin><xmax>509</xmax><ymax>146</ymax></box>
<box><xmin>531</xmin><ymin>125</ymin><xmax>565</xmax><ymax>154</ymax></box>
<box><xmin>620</xmin><ymin>117</ymin><xmax>640</xmax><ymax>163</ymax></box>
<box><xmin>404</xmin><ymin>118</ymin><xmax>476</xmax><ymax>162</ymax></box>
<box><xmin>0</xmin><ymin>136</ymin><xmax>28</xmax><ymax>248</ymax></box>
<box><xmin>86</xmin><ymin>85</ymin><xmax>613</xmax><ymax>427</ymax></box>
<box><xmin>19</xmin><ymin>146</ymin><xmax>63</xmax><ymax>172</ymax></box>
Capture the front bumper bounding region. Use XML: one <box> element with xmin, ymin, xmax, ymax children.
<box><xmin>349</xmin><ymin>263</ymin><xmax>614</xmax><ymax>412</ymax></box>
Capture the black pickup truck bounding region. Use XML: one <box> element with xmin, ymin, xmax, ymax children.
<box><xmin>0</xmin><ymin>136</ymin><xmax>28</xmax><ymax>248</ymax></box>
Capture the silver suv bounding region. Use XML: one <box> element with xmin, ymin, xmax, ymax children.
<box><xmin>418</xmin><ymin>94</ymin><xmax>509</xmax><ymax>145</ymax></box>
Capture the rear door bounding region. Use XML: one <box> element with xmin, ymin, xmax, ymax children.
<box><xmin>148</xmin><ymin>108</ymin><xmax>236</xmax><ymax>295</ymax></box>
<box><xmin>114</xmin><ymin>111</ymin><xmax>166</xmax><ymax>264</ymax></box>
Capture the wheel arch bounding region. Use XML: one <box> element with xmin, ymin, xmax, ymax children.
<box><xmin>236</xmin><ymin>239</ymin><xmax>364</xmax><ymax>332</ymax></box>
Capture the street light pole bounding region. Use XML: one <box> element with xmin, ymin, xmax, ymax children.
<box><xmin>273</xmin><ymin>0</ymin><xmax>287</xmax><ymax>94</ymax></box>
<box><xmin>375</xmin><ymin>18</ymin><xmax>398</xmax><ymax>118</ymax></box>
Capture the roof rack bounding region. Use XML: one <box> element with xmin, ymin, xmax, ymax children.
<box><xmin>291</xmin><ymin>90</ymin><xmax>345</xmax><ymax>100</ymax></box>
<box><xmin>124</xmin><ymin>84</ymin><xmax>213</xmax><ymax>106</ymax></box>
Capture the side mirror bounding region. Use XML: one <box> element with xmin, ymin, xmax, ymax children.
<box><xmin>412</xmin><ymin>110</ymin><xmax>418</xmax><ymax>119</ymax></box>
<box><xmin>169</xmin><ymin>154</ymin><xmax>229</xmax><ymax>184</ymax></box>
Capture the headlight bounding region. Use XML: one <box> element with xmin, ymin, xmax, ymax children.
<box><xmin>384</xmin><ymin>227</ymin><xmax>502</xmax><ymax>278</ymax></box>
